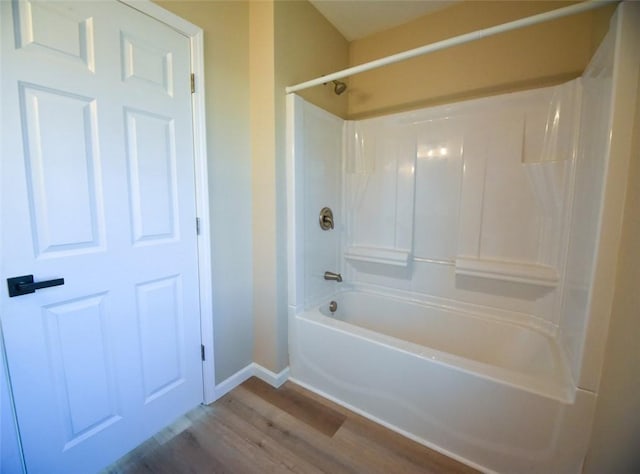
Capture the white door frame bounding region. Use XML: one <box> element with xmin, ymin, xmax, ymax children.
<box><xmin>118</xmin><ymin>0</ymin><xmax>216</xmax><ymax>404</ymax></box>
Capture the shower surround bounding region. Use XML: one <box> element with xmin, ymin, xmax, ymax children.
<box><xmin>286</xmin><ymin>9</ymin><xmax>634</xmax><ymax>473</ymax></box>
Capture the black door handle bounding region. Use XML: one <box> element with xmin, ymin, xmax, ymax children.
<box><xmin>7</xmin><ymin>275</ymin><xmax>65</xmax><ymax>297</ymax></box>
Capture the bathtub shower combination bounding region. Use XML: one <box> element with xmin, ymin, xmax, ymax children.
<box><xmin>287</xmin><ymin>8</ymin><xmax>634</xmax><ymax>474</ymax></box>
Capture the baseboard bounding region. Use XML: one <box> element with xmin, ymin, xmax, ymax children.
<box><xmin>212</xmin><ymin>363</ymin><xmax>255</xmax><ymax>400</ymax></box>
<box><xmin>252</xmin><ymin>364</ymin><xmax>290</xmax><ymax>388</ymax></box>
<box><xmin>212</xmin><ymin>363</ymin><xmax>290</xmax><ymax>401</ymax></box>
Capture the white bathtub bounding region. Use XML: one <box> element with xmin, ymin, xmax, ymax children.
<box><xmin>288</xmin><ymin>289</ymin><xmax>597</xmax><ymax>473</ymax></box>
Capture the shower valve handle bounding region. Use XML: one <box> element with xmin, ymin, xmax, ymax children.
<box><xmin>319</xmin><ymin>207</ymin><xmax>334</xmax><ymax>230</ymax></box>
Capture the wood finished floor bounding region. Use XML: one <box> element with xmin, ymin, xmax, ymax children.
<box><xmin>104</xmin><ymin>377</ymin><xmax>479</xmax><ymax>474</ymax></box>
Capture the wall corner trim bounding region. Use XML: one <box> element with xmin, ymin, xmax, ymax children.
<box><xmin>253</xmin><ymin>364</ymin><xmax>291</xmax><ymax>388</ymax></box>
<box><xmin>212</xmin><ymin>363</ymin><xmax>290</xmax><ymax>400</ymax></box>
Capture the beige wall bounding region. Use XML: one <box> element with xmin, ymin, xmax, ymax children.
<box><xmin>251</xmin><ymin>0</ymin><xmax>349</xmax><ymax>373</ymax></box>
<box><xmin>156</xmin><ymin>1</ymin><xmax>254</xmax><ymax>384</ymax></box>
<box><xmin>274</xmin><ymin>0</ymin><xmax>349</xmax><ymax>119</ymax></box>
<box><xmin>348</xmin><ymin>1</ymin><xmax>615</xmax><ymax>118</ymax></box>
<box><xmin>249</xmin><ymin>1</ymin><xmax>283</xmax><ymax>373</ymax></box>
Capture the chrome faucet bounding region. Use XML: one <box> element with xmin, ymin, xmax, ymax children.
<box><xmin>324</xmin><ymin>271</ymin><xmax>342</xmax><ymax>282</ymax></box>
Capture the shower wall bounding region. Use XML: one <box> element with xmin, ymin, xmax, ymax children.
<box><xmin>287</xmin><ymin>97</ymin><xmax>343</xmax><ymax>311</ymax></box>
<box><xmin>560</xmin><ymin>27</ymin><xmax>615</xmax><ymax>388</ymax></box>
<box><xmin>343</xmin><ymin>83</ymin><xmax>581</xmax><ymax>333</ymax></box>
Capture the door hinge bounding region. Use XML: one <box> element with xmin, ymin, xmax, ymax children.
<box><xmin>190</xmin><ymin>73</ymin><xmax>195</xmax><ymax>94</ymax></box>
<box><xmin>201</xmin><ymin>344</ymin><xmax>206</xmax><ymax>361</ymax></box>
<box><xmin>196</xmin><ymin>217</ymin><xmax>201</xmax><ymax>235</ymax></box>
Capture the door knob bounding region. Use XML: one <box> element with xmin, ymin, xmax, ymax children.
<box><xmin>7</xmin><ymin>274</ymin><xmax>65</xmax><ymax>297</ymax></box>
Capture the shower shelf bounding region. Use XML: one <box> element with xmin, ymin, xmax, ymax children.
<box><xmin>454</xmin><ymin>257</ymin><xmax>559</xmax><ymax>287</ymax></box>
<box><xmin>345</xmin><ymin>246</ymin><xmax>411</xmax><ymax>267</ymax></box>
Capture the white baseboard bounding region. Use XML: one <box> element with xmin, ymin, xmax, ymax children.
<box><xmin>212</xmin><ymin>363</ymin><xmax>290</xmax><ymax>401</ymax></box>
<box><xmin>212</xmin><ymin>363</ymin><xmax>255</xmax><ymax>400</ymax></box>
<box><xmin>253</xmin><ymin>364</ymin><xmax>290</xmax><ymax>388</ymax></box>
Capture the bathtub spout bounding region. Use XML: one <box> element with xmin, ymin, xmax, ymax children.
<box><xmin>324</xmin><ymin>271</ymin><xmax>342</xmax><ymax>282</ymax></box>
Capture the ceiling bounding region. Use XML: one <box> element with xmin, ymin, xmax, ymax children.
<box><xmin>308</xmin><ymin>0</ymin><xmax>459</xmax><ymax>41</ymax></box>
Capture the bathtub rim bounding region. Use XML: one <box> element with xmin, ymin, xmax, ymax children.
<box><xmin>296</xmin><ymin>291</ymin><xmax>575</xmax><ymax>403</ymax></box>
<box><xmin>306</xmin><ymin>282</ymin><xmax>559</xmax><ymax>337</ymax></box>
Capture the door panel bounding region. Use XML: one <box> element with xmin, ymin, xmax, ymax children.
<box><xmin>43</xmin><ymin>293</ymin><xmax>120</xmax><ymax>450</ymax></box>
<box><xmin>20</xmin><ymin>83</ymin><xmax>105</xmax><ymax>256</ymax></box>
<box><xmin>13</xmin><ymin>1</ymin><xmax>96</xmax><ymax>71</ymax></box>
<box><xmin>124</xmin><ymin>109</ymin><xmax>179</xmax><ymax>243</ymax></box>
<box><xmin>136</xmin><ymin>276</ymin><xmax>185</xmax><ymax>402</ymax></box>
<box><xmin>120</xmin><ymin>32</ymin><xmax>174</xmax><ymax>96</ymax></box>
<box><xmin>1</xmin><ymin>1</ymin><xmax>203</xmax><ymax>472</ymax></box>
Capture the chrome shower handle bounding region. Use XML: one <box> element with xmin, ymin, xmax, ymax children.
<box><xmin>319</xmin><ymin>207</ymin><xmax>334</xmax><ymax>230</ymax></box>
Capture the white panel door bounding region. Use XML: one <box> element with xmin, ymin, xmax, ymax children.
<box><xmin>0</xmin><ymin>1</ymin><xmax>203</xmax><ymax>472</ymax></box>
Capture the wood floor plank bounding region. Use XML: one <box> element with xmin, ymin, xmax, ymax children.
<box><xmin>230</xmin><ymin>385</ymin><xmax>443</xmax><ymax>474</ymax></box>
<box><xmin>333</xmin><ymin>418</ymin><xmax>464</xmax><ymax>474</ymax></box>
<box><xmin>285</xmin><ymin>381</ymin><xmax>478</xmax><ymax>473</ymax></box>
<box><xmin>337</xmin><ymin>416</ymin><xmax>479</xmax><ymax>474</ymax></box>
<box><xmin>243</xmin><ymin>377</ymin><xmax>347</xmax><ymax>437</ymax></box>
<box><xmin>226</xmin><ymin>386</ymin><xmax>360</xmax><ymax>474</ymax></box>
<box><xmin>138</xmin><ymin>429</ymin><xmax>225</xmax><ymax>474</ymax></box>
<box><xmin>285</xmin><ymin>381</ymin><xmax>356</xmax><ymax>417</ymax></box>
<box><xmin>106</xmin><ymin>377</ymin><xmax>479</xmax><ymax>474</ymax></box>
<box><xmin>210</xmin><ymin>394</ymin><xmax>326</xmax><ymax>473</ymax></box>
<box><xmin>187</xmin><ymin>404</ymin><xmax>289</xmax><ymax>474</ymax></box>
<box><xmin>101</xmin><ymin>437</ymin><xmax>161</xmax><ymax>474</ymax></box>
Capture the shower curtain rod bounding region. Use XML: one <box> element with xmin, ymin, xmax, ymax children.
<box><xmin>285</xmin><ymin>0</ymin><xmax>617</xmax><ymax>94</ymax></box>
